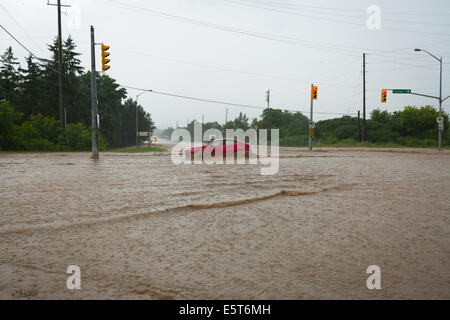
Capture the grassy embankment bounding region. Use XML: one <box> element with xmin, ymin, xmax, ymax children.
<box><xmin>312</xmin><ymin>140</ymin><xmax>450</xmax><ymax>149</ymax></box>
<box><xmin>0</xmin><ymin>146</ymin><xmax>167</xmax><ymax>154</ymax></box>
<box><xmin>112</xmin><ymin>146</ymin><xmax>167</xmax><ymax>153</ymax></box>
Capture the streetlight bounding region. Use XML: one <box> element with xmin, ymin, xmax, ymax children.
<box><xmin>136</xmin><ymin>90</ymin><xmax>152</xmax><ymax>148</ymax></box>
<box><xmin>415</xmin><ymin>48</ymin><xmax>443</xmax><ymax>151</ymax></box>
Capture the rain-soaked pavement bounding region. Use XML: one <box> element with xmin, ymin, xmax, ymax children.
<box><xmin>0</xmin><ymin>146</ymin><xmax>449</xmax><ymax>299</ymax></box>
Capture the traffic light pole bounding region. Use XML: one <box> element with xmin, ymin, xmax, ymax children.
<box><xmin>90</xmin><ymin>26</ymin><xmax>99</xmax><ymax>158</ymax></box>
<box><xmin>385</xmin><ymin>87</ymin><xmax>448</xmax><ymax>150</ymax></box>
<box><xmin>309</xmin><ymin>84</ymin><xmax>314</xmax><ymax>151</ymax></box>
<box><xmin>414</xmin><ymin>49</ymin><xmax>446</xmax><ymax>150</ymax></box>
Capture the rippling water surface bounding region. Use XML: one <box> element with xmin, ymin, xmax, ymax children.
<box><xmin>0</xmin><ymin>147</ymin><xmax>449</xmax><ymax>299</ymax></box>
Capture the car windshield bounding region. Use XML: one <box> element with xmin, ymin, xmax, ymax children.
<box><xmin>212</xmin><ymin>140</ymin><xmax>224</xmax><ymax>147</ymax></box>
<box><xmin>225</xmin><ymin>140</ymin><xmax>235</xmax><ymax>145</ymax></box>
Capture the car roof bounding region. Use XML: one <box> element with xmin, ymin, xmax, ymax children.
<box><xmin>213</xmin><ymin>138</ymin><xmax>239</xmax><ymax>142</ymax></box>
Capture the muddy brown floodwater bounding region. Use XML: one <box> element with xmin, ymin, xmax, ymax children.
<box><xmin>0</xmin><ymin>147</ymin><xmax>449</xmax><ymax>299</ymax></box>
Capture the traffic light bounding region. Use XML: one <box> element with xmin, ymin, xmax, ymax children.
<box><xmin>101</xmin><ymin>44</ymin><xmax>110</xmax><ymax>71</ymax></box>
<box><xmin>381</xmin><ymin>89</ymin><xmax>387</xmax><ymax>103</ymax></box>
<box><xmin>312</xmin><ymin>86</ymin><xmax>318</xmax><ymax>100</ymax></box>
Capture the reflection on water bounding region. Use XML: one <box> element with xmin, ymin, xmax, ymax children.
<box><xmin>0</xmin><ymin>147</ymin><xmax>449</xmax><ymax>299</ymax></box>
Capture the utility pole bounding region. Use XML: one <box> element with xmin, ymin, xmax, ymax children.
<box><xmin>357</xmin><ymin>110</ymin><xmax>361</xmax><ymax>142</ymax></box>
<box><xmin>309</xmin><ymin>84</ymin><xmax>314</xmax><ymax>151</ymax></box>
<box><xmin>48</xmin><ymin>0</ymin><xmax>71</xmax><ymax>127</ymax></box>
<box><xmin>362</xmin><ymin>53</ymin><xmax>366</xmax><ymax>143</ymax></box>
<box><xmin>225</xmin><ymin>108</ymin><xmax>228</xmax><ymax>124</ymax></box>
<box><xmin>202</xmin><ymin>114</ymin><xmax>204</xmax><ymax>124</ymax></box>
<box><xmin>266</xmin><ymin>89</ymin><xmax>270</xmax><ymax>109</ymax></box>
<box><xmin>136</xmin><ymin>103</ymin><xmax>139</xmax><ymax>148</ymax></box>
<box><xmin>90</xmin><ymin>26</ymin><xmax>99</xmax><ymax>158</ymax></box>
<box><xmin>57</xmin><ymin>0</ymin><xmax>64</xmax><ymax>128</ymax></box>
<box><xmin>439</xmin><ymin>55</ymin><xmax>443</xmax><ymax>151</ymax></box>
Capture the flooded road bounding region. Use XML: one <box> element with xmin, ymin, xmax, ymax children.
<box><xmin>0</xmin><ymin>147</ymin><xmax>449</xmax><ymax>299</ymax></box>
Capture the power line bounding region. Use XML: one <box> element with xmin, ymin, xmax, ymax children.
<box><xmin>95</xmin><ymin>45</ymin><xmax>362</xmax><ymax>88</ymax></box>
<box><xmin>0</xmin><ymin>23</ymin><xmax>58</xmax><ymax>72</ymax></box>
<box><xmin>96</xmin><ymin>0</ymin><xmax>365</xmax><ymax>57</ymax></box>
<box><xmin>118</xmin><ymin>84</ymin><xmax>357</xmax><ymax>115</ymax></box>
<box><xmin>0</xmin><ymin>23</ymin><xmax>42</xmax><ymax>60</ymax></box>
<box><xmin>234</xmin><ymin>0</ymin><xmax>450</xmax><ymax>16</ymax></box>
<box><xmin>224</xmin><ymin>0</ymin><xmax>362</xmax><ymax>26</ymax></box>
<box><xmin>97</xmin><ymin>0</ymin><xmax>450</xmax><ymax>69</ymax></box>
<box><xmin>227</xmin><ymin>0</ymin><xmax>450</xmax><ymax>26</ymax></box>
<box><xmin>0</xmin><ymin>3</ymin><xmax>45</xmax><ymax>53</ymax></box>
<box><xmin>224</xmin><ymin>0</ymin><xmax>450</xmax><ymax>36</ymax></box>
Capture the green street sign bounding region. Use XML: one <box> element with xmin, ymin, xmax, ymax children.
<box><xmin>392</xmin><ymin>89</ymin><xmax>411</xmax><ymax>94</ymax></box>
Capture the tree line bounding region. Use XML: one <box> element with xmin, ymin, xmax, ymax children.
<box><xmin>160</xmin><ymin>106</ymin><xmax>448</xmax><ymax>148</ymax></box>
<box><xmin>0</xmin><ymin>37</ymin><xmax>155</xmax><ymax>151</ymax></box>
<box><xmin>1</xmin><ymin>36</ymin><xmax>447</xmax><ymax>151</ymax></box>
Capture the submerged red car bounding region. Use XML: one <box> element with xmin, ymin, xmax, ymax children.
<box><xmin>185</xmin><ymin>139</ymin><xmax>250</xmax><ymax>160</ymax></box>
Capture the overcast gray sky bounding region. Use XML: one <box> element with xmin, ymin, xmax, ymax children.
<box><xmin>2</xmin><ymin>0</ymin><xmax>450</xmax><ymax>128</ymax></box>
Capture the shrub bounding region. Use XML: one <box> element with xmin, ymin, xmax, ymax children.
<box><xmin>61</xmin><ymin>123</ymin><xmax>91</xmax><ymax>151</ymax></box>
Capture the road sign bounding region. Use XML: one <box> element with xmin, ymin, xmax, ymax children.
<box><xmin>438</xmin><ymin>122</ymin><xmax>444</xmax><ymax>131</ymax></box>
<box><xmin>309</xmin><ymin>121</ymin><xmax>315</xmax><ymax>129</ymax></box>
<box><xmin>392</xmin><ymin>89</ymin><xmax>411</xmax><ymax>94</ymax></box>
<box><xmin>437</xmin><ymin>116</ymin><xmax>443</xmax><ymax>124</ymax></box>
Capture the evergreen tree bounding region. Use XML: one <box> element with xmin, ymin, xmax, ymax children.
<box><xmin>40</xmin><ymin>35</ymin><xmax>84</xmax><ymax>121</ymax></box>
<box><xmin>40</xmin><ymin>39</ymin><xmax>60</xmax><ymax>118</ymax></box>
<box><xmin>62</xmin><ymin>36</ymin><xmax>84</xmax><ymax>124</ymax></box>
<box><xmin>0</xmin><ymin>47</ymin><xmax>20</xmax><ymax>105</ymax></box>
<box><xmin>18</xmin><ymin>54</ymin><xmax>43</xmax><ymax>115</ymax></box>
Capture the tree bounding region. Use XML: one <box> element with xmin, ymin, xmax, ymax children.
<box><xmin>0</xmin><ymin>101</ymin><xmax>22</xmax><ymax>150</ymax></box>
<box><xmin>0</xmin><ymin>47</ymin><xmax>20</xmax><ymax>106</ymax></box>
<box><xmin>40</xmin><ymin>36</ymin><xmax>84</xmax><ymax>120</ymax></box>
<box><xmin>62</xmin><ymin>36</ymin><xmax>84</xmax><ymax>124</ymax></box>
<box><xmin>371</xmin><ymin>109</ymin><xmax>392</xmax><ymax>123</ymax></box>
<box><xmin>256</xmin><ymin>108</ymin><xmax>309</xmax><ymax>140</ymax></box>
<box><xmin>224</xmin><ymin>112</ymin><xmax>249</xmax><ymax>131</ymax></box>
<box><xmin>397</xmin><ymin>105</ymin><xmax>440</xmax><ymax>139</ymax></box>
<box><xmin>0</xmin><ymin>42</ymin><xmax>156</xmax><ymax>150</ymax></box>
<box><xmin>18</xmin><ymin>55</ymin><xmax>44</xmax><ymax>115</ymax></box>
<box><xmin>161</xmin><ymin>127</ymin><xmax>174</xmax><ymax>139</ymax></box>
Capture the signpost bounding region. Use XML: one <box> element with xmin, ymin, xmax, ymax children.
<box><xmin>437</xmin><ymin>117</ymin><xmax>445</xmax><ymax>131</ymax></box>
<box><xmin>384</xmin><ymin>86</ymin><xmax>448</xmax><ymax>150</ymax></box>
<box><xmin>392</xmin><ymin>89</ymin><xmax>411</xmax><ymax>94</ymax></box>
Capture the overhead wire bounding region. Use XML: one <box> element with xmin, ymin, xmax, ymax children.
<box><xmin>0</xmin><ymin>3</ymin><xmax>45</xmax><ymax>54</ymax></box>
<box><xmin>119</xmin><ymin>84</ymin><xmax>358</xmax><ymax>115</ymax></box>
<box><xmin>223</xmin><ymin>0</ymin><xmax>450</xmax><ymax>37</ymax></box>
